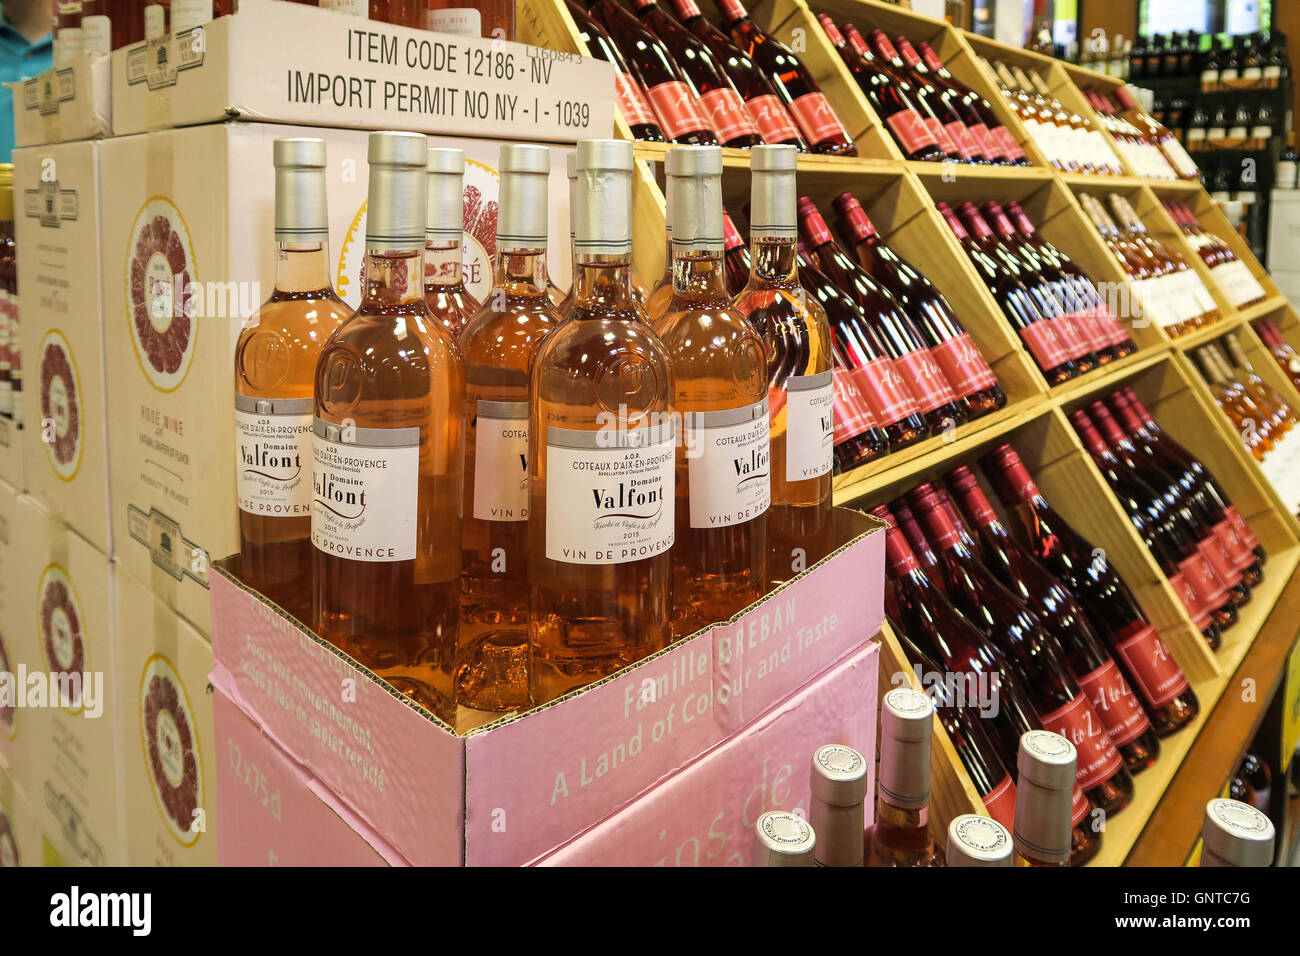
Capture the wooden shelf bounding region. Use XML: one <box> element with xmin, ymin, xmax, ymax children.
<box><xmin>1127</xmin><ymin>564</ymin><xmax>1300</xmax><ymax>865</ymax></box>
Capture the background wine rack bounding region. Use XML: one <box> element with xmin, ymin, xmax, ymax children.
<box><xmin>521</xmin><ymin>0</ymin><xmax>1300</xmax><ymax>865</ymax></box>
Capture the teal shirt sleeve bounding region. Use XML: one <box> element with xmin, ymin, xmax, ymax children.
<box><xmin>0</xmin><ymin>20</ymin><xmax>55</xmax><ymax>160</ymax></box>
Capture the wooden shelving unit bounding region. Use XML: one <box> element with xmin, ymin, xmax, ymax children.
<box><xmin>519</xmin><ymin>0</ymin><xmax>1300</xmax><ymax>865</ymax></box>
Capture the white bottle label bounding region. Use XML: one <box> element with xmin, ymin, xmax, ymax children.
<box><xmin>783</xmin><ymin>370</ymin><xmax>834</xmax><ymax>483</ymax></box>
<box><xmin>81</xmin><ymin>15</ymin><xmax>111</xmax><ymax>54</ymax></box>
<box><xmin>170</xmin><ymin>0</ymin><xmax>212</xmax><ymax>33</ymax></box>
<box><xmin>473</xmin><ymin>400</ymin><xmax>529</xmax><ymax>522</ymax></box>
<box><xmin>311</xmin><ymin>419</ymin><xmax>420</xmax><ymax>563</ymax></box>
<box><xmin>545</xmin><ymin>421</ymin><xmax>676</xmax><ymax>565</ymax></box>
<box><xmin>236</xmin><ymin>397</ymin><xmax>314</xmax><ymax>518</ymax></box>
<box><xmin>428</xmin><ymin>8</ymin><xmax>483</xmax><ymax>36</ymax></box>
<box><xmin>322</xmin><ymin>0</ymin><xmax>368</xmax><ymax>16</ymax></box>
<box><xmin>685</xmin><ymin>399</ymin><xmax>771</xmax><ymax>529</ymax></box>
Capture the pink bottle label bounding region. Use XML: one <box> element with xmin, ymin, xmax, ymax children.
<box><xmin>1179</xmin><ymin>551</ymin><xmax>1229</xmax><ymax>613</ymax></box>
<box><xmin>1114</xmin><ymin>625</ymin><xmax>1190</xmax><ymax>709</ymax></box>
<box><xmin>886</xmin><ymin>109</ymin><xmax>938</xmax><ymax>156</ymax></box>
<box><xmin>645</xmin><ymin>80</ymin><xmax>710</xmax><ymax>139</ymax></box>
<box><xmin>1066</xmin><ymin>307</ymin><xmax>1109</xmax><ymax>354</ymax></box>
<box><xmin>1224</xmin><ymin>505</ymin><xmax>1260</xmax><ymax>550</ymax></box>
<box><xmin>1197</xmin><ymin>534</ymin><xmax>1242</xmax><ymax>588</ymax></box>
<box><xmin>892</xmin><ymin>348</ymin><xmax>957</xmax><ymax>413</ymax></box>
<box><xmin>615</xmin><ymin>72</ymin><xmax>657</xmax><ymax>128</ymax></box>
<box><xmin>852</xmin><ymin>357</ymin><xmax>919</xmax><ymax>425</ymax></box>
<box><xmin>1091</xmin><ymin>303</ymin><xmax>1132</xmax><ymax>348</ymax></box>
<box><xmin>1075</xmin><ymin>659</ymin><xmax>1151</xmax><ymax>748</ymax></box>
<box><xmin>1211</xmin><ymin>517</ymin><xmax>1255</xmax><ymax>572</ymax></box>
<box><xmin>1039</xmin><ymin>694</ymin><xmax>1125</xmax><ymax>792</ymax></box>
<box><xmin>788</xmin><ymin>92</ymin><xmax>849</xmax><ymax>145</ymax></box>
<box><xmin>944</xmin><ymin>120</ymin><xmax>980</xmax><ymax>160</ymax></box>
<box><xmin>923</xmin><ymin>115</ymin><xmax>959</xmax><ymax>155</ymax></box>
<box><xmin>698</xmin><ymin>87</ymin><xmax>760</xmax><ymax>143</ymax></box>
<box><xmin>1050</xmin><ymin>313</ymin><xmax>1092</xmax><ymax>361</ymax></box>
<box><xmin>745</xmin><ymin>93</ymin><xmax>801</xmax><ymax>143</ymax></box>
<box><xmin>832</xmin><ymin>367</ymin><xmax>878</xmax><ymax>444</ymax></box>
<box><xmin>929</xmin><ymin>333</ymin><xmax>997</xmax><ymax>398</ymax></box>
<box><xmin>1018</xmin><ymin>319</ymin><xmax>1070</xmax><ymax>372</ymax></box>
<box><xmin>1167</xmin><ymin>571</ymin><xmax>1211</xmax><ymax>630</ymax></box>
<box><xmin>968</xmin><ymin>122</ymin><xmax>999</xmax><ymax>160</ymax></box>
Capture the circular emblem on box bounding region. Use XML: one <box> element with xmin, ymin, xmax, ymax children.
<box><xmin>38</xmin><ymin>330</ymin><xmax>83</xmax><ymax>479</ymax></box>
<box><xmin>125</xmin><ymin>197</ymin><xmax>199</xmax><ymax>392</ymax></box>
<box><xmin>336</xmin><ymin>158</ymin><xmax>500</xmax><ymax>306</ymax></box>
<box><xmin>37</xmin><ymin>564</ymin><xmax>86</xmax><ymax>713</ymax></box>
<box><xmin>139</xmin><ymin>653</ymin><xmax>204</xmax><ymax>847</ymax></box>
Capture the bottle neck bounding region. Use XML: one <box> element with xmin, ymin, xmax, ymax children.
<box><xmin>492</xmin><ymin>246</ymin><xmax>550</xmax><ymax>295</ymax></box>
<box><xmin>274</xmin><ymin>241</ymin><xmax>332</xmax><ymax>293</ymax></box>
<box><xmin>573</xmin><ymin>252</ymin><xmax>637</xmax><ymax>315</ymax></box>
<box><xmin>671</xmin><ymin>248</ymin><xmax>730</xmax><ymax>299</ymax></box>
<box><xmin>365</xmin><ymin>247</ymin><xmax>425</xmax><ymax>306</ymax></box>
<box><xmin>424</xmin><ymin>238</ymin><xmax>466</xmax><ymax>288</ymax></box>
<box><xmin>749</xmin><ymin>237</ymin><xmax>799</xmax><ymax>287</ymax></box>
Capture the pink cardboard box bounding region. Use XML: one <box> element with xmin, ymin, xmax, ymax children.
<box><xmin>209</xmin><ymin>508</ymin><xmax>883</xmax><ymax>866</ymax></box>
<box><xmin>536</xmin><ymin>640</ymin><xmax>878</xmax><ymax>866</ymax></box>
<box><xmin>214</xmin><ymin>690</ymin><xmax>395</xmax><ymax>867</ymax></box>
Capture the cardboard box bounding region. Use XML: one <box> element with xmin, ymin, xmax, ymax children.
<box><xmin>13</xmin><ymin>52</ymin><xmax>112</xmax><ymax>148</ymax></box>
<box><xmin>13</xmin><ymin>141</ymin><xmax>112</xmax><ymax>556</ymax></box>
<box><xmin>0</xmin><ymin>769</ymin><xmax>42</xmax><ymax>867</ymax></box>
<box><xmin>210</xmin><ymin>509</ymin><xmax>883</xmax><ymax>866</ymax></box>
<box><xmin>214</xmin><ymin>690</ymin><xmax>394</xmax><ymax>867</ymax></box>
<box><xmin>101</xmin><ymin>122</ymin><xmax>575</xmax><ymax>634</ymax></box>
<box><xmin>111</xmin><ymin>0</ymin><xmax>614</xmax><ymax>140</ymax></box>
<box><xmin>114</xmin><ymin>566</ymin><xmax>217</xmax><ymax>866</ymax></box>
<box><xmin>12</xmin><ymin>494</ymin><xmax>123</xmax><ymax>866</ymax></box>
<box><xmin>537</xmin><ymin>640</ymin><xmax>878</xmax><ymax>866</ymax></box>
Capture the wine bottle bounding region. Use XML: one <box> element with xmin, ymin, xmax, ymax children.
<box><xmin>1253</xmin><ymin>319</ymin><xmax>1300</xmax><ymax>392</ymax></box>
<box><xmin>866</xmin><ymin>688</ymin><xmax>945</xmax><ymax>867</ymax></box>
<box><xmin>733</xmin><ymin>146</ymin><xmax>835</xmax><ymax>582</ymax></box>
<box><xmin>799</xmin><ymin>198</ymin><xmax>966</xmax><ymax>435</ymax></box>
<box><xmin>1069</xmin><ymin>409</ymin><xmax>1238</xmax><ymax>642</ymax></box>
<box><xmin>1199</xmin><ymin>799</ymin><xmax>1275</xmax><ymax>867</ymax></box>
<box><xmin>815</xmin><ymin>15</ymin><xmax>944</xmax><ymax>162</ymax></box>
<box><xmin>895</xmin><ymin>36</ymin><xmax>991</xmax><ymax>163</ymax></box>
<box><xmin>810</xmin><ymin>743</ymin><xmax>868</xmax><ymax>867</ymax></box>
<box><xmin>752</xmin><ymin>811</ymin><xmax>816</xmax><ymax>866</ymax></box>
<box><xmin>947</xmin><ymin>814</ymin><xmax>1013</xmax><ymax>866</ymax></box>
<box><xmin>714</xmin><ymin>0</ymin><xmax>856</xmax><ymax>156</ymax></box>
<box><xmin>866</xmin><ymin>28</ymin><xmax>982</xmax><ymax>163</ymax></box>
<box><xmin>566</xmin><ymin>0</ymin><xmax>666</xmax><ymax>142</ymax></box>
<box><xmin>937</xmin><ymin>202</ymin><xmax>1078</xmax><ymax>384</ymax></box>
<box><xmin>936</xmin><ymin>467</ymin><xmax>1164</xmax><ymax>772</ymax></box>
<box><xmin>457</xmin><ymin>144</ymin><xmax>562</xmax><ymax>715</ymax></box>
<box><xmin>1013</xmin><ymin>730</ymin><xmax>1077</xmax><ymax>866</ymax></box>
<box><xmin>423</xmin><ymin>148</ymin><xmax>480</xmax><ymax>338</ymax></box>
<box><xmin>970</xmin><ymin>201</ymin><xmax>1096</xmax><ymax>372</ymax></box>
<box><xmin>653</xmin><ymin>145</ymin><xmax>769</xmax><ymax>637</ymax></box>
<box><xmin>1114</xmin><ymin>386</ymin><xmax>1266</xmax><ymax>569</ymax></box>
<box><xmin>313</xmin><ymin>131</ymin><xmax>465</xmax><ymax>723</ymax></box>
<box><xmin>832</xmin><ymin>192</ymin><xmax>1005</xmax><ymax>417</ymax></box>
<box><xmin>951</xmin><ymin>460</ymin><xmax>1199</xmax><ymax>738</ymax></box>
<box><xmin>669</xmin><ymin>0</ymin><xmax>807</xmax><ymax>149</ymax></box>
<box><xmin>981</xmin><ymin>200</ymin><xmax>1105</xmax><ymax>366</ymax></box>
<box><xmin>1002</xmin><ymin>200</ymin><xmax>1135</xmax><ymax>359</ymax></box>
<box><xmin>909</xmin><ymin>483</ymin><xmax>1134</xmax><ymax>815</ymax></box>
<box><xmin>590</xmin><ymin>0</ymin><xmax>719</xmax><ymax>145</ymax></box>
<box><xmin>721</xmin><ymin>208</ymin><xmax>752</xmax><ymax>296</ymax></box>
<box><xmin>915</xmin><ymin>40</ymin><xmax>1029</xmax><ymax>165</ymax></box>
<box><xmin>529</xmin><ymin>140</ymin><xmax>675</xmax><ymax>704</ymax></box>
<box><xmin>632</xmin><ymin>0</ymin><xmax>763</xmax><ymax>147</ymax></box>
<box><xmin>236</xmin><ymin>139</ymin><xmax>349</xmax><ymax>623</ymax></box>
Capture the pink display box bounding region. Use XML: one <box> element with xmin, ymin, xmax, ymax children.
<box><xmin>215</xmin><ymin>690</ymin><xmax>395</xmax><ymax>867</ymax></box>
<box><xmin>537</xmin><ymin>641</ymin><xmax>878</xmax><ymax>866</ymax></box>
<box><xmin>209</xmin><ymin>508</ymin><xmax>883</xmax><ymax>866</ymax></box>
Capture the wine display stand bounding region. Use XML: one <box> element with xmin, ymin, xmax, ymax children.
<box><xmin>526</xmin><ymin>0</ymin><xmax>1300</xmax><ymax>864</ymax></box>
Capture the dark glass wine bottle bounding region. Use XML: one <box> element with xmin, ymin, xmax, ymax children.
<box><xmin>714</xmin><ymin>0</ymin><xmax>857</xmax><ymax>155</ymax></box>
<box><xmin>566</xmin><ymin>0</ymin><xmax>665</xmax><ymax>142</ymax></box>
<box><xmin>721</xmin><ymin>208</ymin><xmax>752</xmax><ymax>296</ymax></box>
<box><xmin>832</xmin><ymin>192</ymin><xmax>1005</xmax><ymax>418</ymax></box>
<box><xmin>590</xmin><ymin>0</ymin><xmax>718</xmax><ymax>145</ymax></box>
